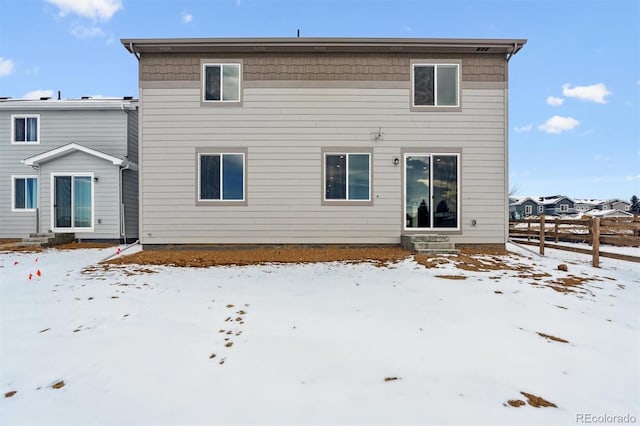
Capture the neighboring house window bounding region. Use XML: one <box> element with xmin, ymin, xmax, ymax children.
<box><xmin>12</xmin><ymin>176</ymin><xmax>37</xmax><ymax>211</ymax></box>
<box><xmin>560</xmin><ymin>204</ymin><xmax>569</xmax><ymax>212</ymax></box>
<box><xmin>538</xmin><ymin>205</ymin><xmax>544</xmax><ymax>213</ymax></box>
<box><xmin>412</xmin><ymin>63</ymin><xmax>459</xmax><ymax>107</ymax></box>
<box><xmin>203</xmin><ymin>64</ymin><xmax>241</xmax><ymax>102</ymax></box>
<box><xmin>11</xmin><ymin>115</ymin><xmax>40</xmax><ymax>144</ymax></box>
<box><xmin>198</xmin><ymin>152</ymin><xmax>245</xmax><ymax>202</ymax></box>
<box><xmin>324</xmin><ymin>153</ymin><xmax>371</xmax><ymax>201</ymax></box>
<box><xmin>525</xmin><ymin>205</ymin><xmax>532</xmax><ymax>215</ymax></box>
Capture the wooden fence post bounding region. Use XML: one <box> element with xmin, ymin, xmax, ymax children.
<box><xmin>592</xmin><ymin>217</ymin><xmax>600</xmax><ymax>267</ymax></box>
<box><xmin>554</xmin><ymin>218</ymin><xmax>559</xmax><ymax>243</ymax></box>
<box><xmin>527</xmin><ymin>221</ymin><xmax>531</xmax><ymax>242</ymax></box>
<box><xmin>539</xmin><ymin>215</ymin><xmax>545</xmax><ymax>255</ymax></box>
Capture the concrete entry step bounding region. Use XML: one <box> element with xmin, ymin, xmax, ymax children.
<box><xmin>401</xmin><ymin>234</ymin><xmax>459</xmax><ymax>255</ymax></box>
<box><xmin>16</xmin><ymin>232</ymin><xmax>75</xmax><ymax>248</ymax></box>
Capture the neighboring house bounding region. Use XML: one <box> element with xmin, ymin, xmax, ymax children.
<box><xmin>121</xmin><ymin>37</ymin><xmax>526</xmax><ymax>247</ymax></box>
<box><xmin>538</xmin><ymin>195</ymin><xmax>576</xmax><ymax>216</ymax></box>
<box><xmin>0</xmin><ymin>98</ymin><xmax>139</xmax><ymax>241</ymax></box>
<box><xmin>575</xmin><ymin>198</ymin><xmax>632</xmax><ymax>212</ymax></box>
<box><xmin>509</xmin><ymin>197</ymin><xmax>543</xmax><ymax>219</ymax></box>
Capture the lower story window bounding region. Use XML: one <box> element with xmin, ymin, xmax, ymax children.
<box><xmin>198</xmin><ymin>152</ymin><xmax>245</xmax><ymax>201</ymax></box>
<box><xmin>13</xmin><ymin>176</ymin><xmax>37</xmax><ymax>211</ymax></box>
<box><xmin>405</xmin><ymin>153</ymin><xmax>459</xmax><ymax>229</ymax></box>
<box><xmin>324</xmin><ymin>153</ymin><xmax>371</xmax><ymax>201</ymax></box>
<box><xmin>525</xmin><ymin>205</ymin><xmax>532</xmax><ymax>215</ymax></box>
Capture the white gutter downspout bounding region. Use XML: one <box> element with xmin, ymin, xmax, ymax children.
<box><xmin>119</xmin><ymin>159</ymin><xmax>131</xmax><ymax>244</ymax></box>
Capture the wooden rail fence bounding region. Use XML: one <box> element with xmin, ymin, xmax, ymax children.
<box><xmin>509</xmin><ymin>215</ymin><xmax>640</xmax><ymax>267</ymax></box>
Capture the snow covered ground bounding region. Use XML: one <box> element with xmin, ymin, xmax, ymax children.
<box><xmin>1</xmin><ymin>244</ymin><xmax>638</xmax><ymax>425</ymax></box>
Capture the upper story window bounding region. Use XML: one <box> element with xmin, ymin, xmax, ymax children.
<box><xmin>12</xmin><ymin>176</ymin><xmax>37</xmax><ymax>211</ymax></box>
<box><xmin>324</xmin><ymin>152</ymin><xmax>371</xmax><ymax>202</ymax></box>
<box><xmin>197</xmin><ymin>150</ymin><xmax>246</xmax><ymax>204</ymax></box>
<box><xmin>525</xmin><ymin>205</ymin><xmax>532</xmax><ymax>215</ymax></box>
<box><xmin>202</xmin><ymin>63</ymin><xmax>241</xmax><ymax>103</ymax></box>
<box><xmin>412</xmin><ymin>62</ymin><xmax>460</xmax><ymax>109</ymax></box>
<box><xmin>560</xmin><ymin>204</ymin><xmax>569</xmax><ymax>212</ymax></box>
<box><xmin>11</xmin><ymin>115</ymin><xmax>40</xmax><ymax>144</ymax></box>
<box><xmin>538</xmin><ymin>205</ymin><xmax>544</xmax><ymax>213</ymax></box>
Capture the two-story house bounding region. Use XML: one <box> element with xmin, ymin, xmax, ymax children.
<box><xmin>509</xmin><ymin>197</ymin><xmax>543</xmax><ymax>219</ymax></box>
<box><xmin>539</xmin><ymin>195</ymin><xmax>576</xmax><ymax>216</ymax></box>
<box><xmin>121</xmin><ymin>37</ymin><xmax>525</xmax><ymax>248</ymax></box>
<box><xmin>0</xmin><ymin>98</ymin><xmax>139</xmax><ymax>241</ymax></box>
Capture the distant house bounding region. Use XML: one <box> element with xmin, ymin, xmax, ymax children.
<box><xmin>0</xmin><ymin>98</ymin><xmax>139</xmax><ymax>241</ymax></box>
<box><xmin>121</xmin><ymin>37</ymin><xmax>526</xmax><ymax>248</ymax></box>
<box><xmin>575</xmin><ymin>198</ymin><xmax>631</xmax><ymax>212</ymax></box>
<box><xmin>509</xmin><ymin>197</ymin><xmax>543</xmax><ymax>219</ymax></box>
<box><xmin>538</xmin><ymin>195</ymin><xmax>576</xmax><ymax>216</ymax></box>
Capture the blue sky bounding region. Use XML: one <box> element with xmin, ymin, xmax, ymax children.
<box><xmin>1</xmin><ymin>0</ymin><xmax>638</xmax><ymax>201</ymax></box>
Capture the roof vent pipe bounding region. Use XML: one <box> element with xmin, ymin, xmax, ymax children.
<box><xmin>57</xmin><ymin>90</ymin><xmax>61</xmax><ymax>100</ymax></box>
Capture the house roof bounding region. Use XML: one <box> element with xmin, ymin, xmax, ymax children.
<box><xmin>509</xmin><ymin>197</ymin><xmax>541</xmax><ymax>206</ymax></box>
<box><xmin>23</xmin><ymin>143</ymin><xmax>124</xmax><ymax>167</ymax></box>
<box><xmin>121</xmin><ymin>37</ymin><xmax>527</xmax><ymax>56</ymax></box>
<box><xmin>583</xmin><ymin>209</ymin><xmax>634</xmax><ymax>217</ymax></box>
<box><xmin>0</xmin><ymin>98</ymin><xmax>137</xmax><ymax>111</ymax></box>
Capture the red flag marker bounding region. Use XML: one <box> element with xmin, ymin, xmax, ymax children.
<box><xmin>116</xmin><ymin>248</ymin><xmax>121</xmax><ymax>255</ymax></box>
<box><xmin>13</xmin><ymin>261</ymin><xmax>19</xmax><ymax>266</ymax></box>
<box><xmin>36</xmin><ymin>269</ymin><xmax>42</xmax><ymax>277</ymax></box>
<box><xmin>28</xmin><ymin>273</ymin><xmax>33</xmax><ymax>280</ymax></box>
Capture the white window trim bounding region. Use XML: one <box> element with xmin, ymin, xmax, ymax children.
<box><xmin>560</xmin><ymin>204</ymin><xmax>569</xmax><ymax>212</ymax></box>
<box><xmin>525</xmin><ymin>205</ymin><xmax>532</xmax><ymax>215</ymax></box>
<box><xmin>50</xmin><ymin>172</ymin><xmax>95</xmax><ymax>232</ymax></box>
<box><xmin>403</xmin><ymin>152</ymin><xmax>461</xmax><ymax>232</ymax></box>
<box><xmin>411</xmin><ymin>62</ymin><xmax>461</xmax><ymax>109</ymax></box>
<box><xmin>323</xmin><ymin>152</ymin><xmax>372</xmax><ymax>202</ymax></box>
<box><xmin>197</xmin><ymin>152</ymin><xmax>246</xmax><ymax>203</ymax></box>
<box><xmin>11</xmin><ymin>114</ymin><xmax>40</xmax><ymax>144</ymax></box>
<box><xmin>202</xmin><ymin>63</ymin><xmax>242</xmax><ymax>104</ymax></box>
<box><xmin>538</xmin><ymin>205</ymin><xmax>544</xmax><ymax>213</ymax></box>
<box><xmin>11</xmin><ymin>175</ymin><xmax>38</xmax><ymax>212</ymax></box>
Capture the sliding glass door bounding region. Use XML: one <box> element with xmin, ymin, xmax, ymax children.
<box><xmin>405</xmin><ymin>153</ymin><xmax>459</xmax><ymax>230</ymax></box>
<box><xmin>53</xmin><ymin>174</ymin><xmax>93</xmax><ymax>231</ymax></box>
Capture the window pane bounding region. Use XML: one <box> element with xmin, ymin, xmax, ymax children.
<box><xmin>348</xmin><ymin>154</ymin><xmax>370</xmax><ymax>200</ymax></box>
<box><xmin>204</xmin><ymin>66</ymin><xmax>221</xmax><ymax>101</ymax></box>
<box><xmin>326</xmin><ymin>155</ymin><xmax>347</xmax><ymax>199</ymax></box>
<box><xmin>15</xmin><ymin>118</ymin><xmax>25</xmax><ymax>141</ymax></box>
<box><xmin>200</xmin><ymin>155</ymin><xmax>221</xmax><ymax>200</ymax></box>
<box><xmin>414</xmin><ymin>66</ymin><xmax>434</xmax><ymax>106</ymax></box>
<box><xmin>14</xmin><ymin>178</ymin><xmax>25</xmax><ymax>209</ymax></box>
<box><xmin>74</xmin><ymin>176</ymin><xmax>92</xmax><ymax>228</ymax></box>
<box><xmin>222</xmin><ymin>65</ymin><xmax>240</xmax><ymax>101</ymax></box>
<box><xmin>26</xmin><ymin>117</ymin><xmax>38</xmax><ymax>141</ymax></box>
<box><xmin>222</xmin><ymin>154</ymin><xmax>244</xmax><ymax>200</ymax></box>
<box><xmin>405</xmin><ymin>156</ymin><xmax>430</xmax><ymax>228</ymax></box>
<box><xmin>26</xmin><ymin>178</ymin><xmax>37</xmax><ymax>209</ymax></box>
<box><xmin>55</xmin><ymin>176</ymin><xmax>72</xmax><ymax>228</ymax></box>
<box><xmin>437</xmin><ymin>65</ymin><xmax>458</xmax><ymax>106</ymax></box>
<box><xmin>433</xmin><ymin>155</ymin><xmax>457</xmax><ymax>228</ymax></box>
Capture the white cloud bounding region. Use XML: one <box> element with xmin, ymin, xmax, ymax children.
<box><xmin>538</xmin><ymin>115</ymin><xmax>580</xmax><ymax>134</ymax></box>
<box><xmin>0</xmin><ymin>57</ymin><xmax>15</xmax><ymax>77</ymax></box>
<box><xmin>22</xmin><ymin>90</ymin><xmax>54</xmax><ymax>100</ymax></box>
<box><xmin>626</xmin><ymin>175</ymin><xmax>640</xmax><ymax>181</ymax></box>
<box><xmin>71</xmin><ymin>23</ymin><xmax>105</xmax><ymax>38</ymax></box>
<box><xmin>546</xmin><ymin>96</ymin><xmax>564</xmax><ymax>106</ymax></box>
<box><xmin>562</xmin><ymin>83</ymin><xmax>611</xmax><ymax>104</ymax></box>
<box><xmin>514</xmin><ymin>124</ymin><xmax>532</xmax><ymax>133</ymax></box>
<box><xmin>46</xmin><ymin>0</ymin><xmax>122</xmax><ymax>21</ymax></box>
<box><xmin>181</xmin><ymin>12</ymin><xmax>193</xmax><ymax>23</ymax></box>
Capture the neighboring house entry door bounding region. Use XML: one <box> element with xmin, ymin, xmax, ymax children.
<box><xmin>53</xmin><ymin>174</ymin><xmax>94</xmax><ymax>231</ymax></box>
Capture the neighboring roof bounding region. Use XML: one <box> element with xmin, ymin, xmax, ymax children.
<box><xmin>539</xmin><ymin>196</ymin><xmax>574</xmax><ymax>206</ymax></box>
<box><xmin>509</xmin><ymin>197</ymin><xmax>541</xmax><ymax>206</ymax></box>
<box><xmin>121</xmin><ymin>37</ymin><xmax>527</xmax><ymax>56</ymax></box>
<box><xmin>23</xmin><ymin>143</ymin><xmax>124</xmax><ymax>167</ymax></box>
<box><xmin>583</xmin><ymin>209</ymin><xmax>634</xmax><ymax>218</ymax></box>
<box><xmin>0</xmin><ymin>98</ymin><xmax>138</xmax><ymax>111</ymax></box>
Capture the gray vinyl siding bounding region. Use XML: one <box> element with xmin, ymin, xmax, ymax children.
<box><xmin>123</xmin><ymin>110</ymin><xmax>139</xmax><ymax>240</ymax></box>
<box><xmin>139</xmin><ymin>85</ymin><xmax>507</xmax><ymax>245</ymax></box>
<box><xmin>38</xmin><ymin>151</ymin><xmax>120</xmax><ymax>239</ymax></box>
<box><xmin>0</xmin><ymin>108</ymin><xmax>134</xmax><ymax>238</ymax></box>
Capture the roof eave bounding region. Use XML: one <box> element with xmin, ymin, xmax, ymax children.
<box><xmin>121</xmin><ymin>37</ymin><xmax>527</xmax><ymax>55</ymax></box>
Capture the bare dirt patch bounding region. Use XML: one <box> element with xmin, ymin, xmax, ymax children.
<box><xmin>435</xmin><ymin>275</ymin><xmax>467</xmax><ymax>280</ymax></box>
<box><xmin>106</xmin><ymin>246</ymin><xmax>412</xmax><ymax>267</ymax></box>
<box><xmin>537</xmin><ymin>332</ymin><xmax>569</xmax><ymax>343</ymax></box>
<box><xmin>520</xmin><ymin>391</ymin><xmax>557</xmax><ymax>408</ymax></box>
<box><xmin>55</xmin><ymin>242</ymin><xmax>119</xmax><ymax>250</ymax></box>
